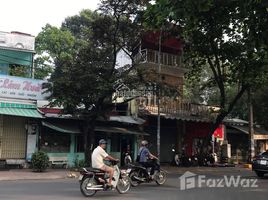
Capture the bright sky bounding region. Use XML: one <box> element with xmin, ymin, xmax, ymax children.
<box><xmin>0</xmin><ymin>0</ymin><xmax>100</xmax><ymax>36</ymax></box>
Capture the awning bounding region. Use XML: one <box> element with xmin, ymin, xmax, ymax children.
<box><xmin>0</xmin><ymin>108</ymin><xmax>43</xmax><ymax>118</ymax></box>
<box><xmin>109</xmin><ymin>116</ymin><xmax>145</xmax><ymax>125</ymax></box>
<box><xmin>227</xmin><ymin>125</ymin><xmax>268</xmax><ymax>140</ymax></box>
<box><xmin>95</xmin><ymin>126</ymin><xmax>149</xmax><ymax>136</ymax></box>
<box><xmin>41</xmin><ymin>121</ymin><xmax>149</xmax><ymax>136</ymax></box>
<box><xmin>42</xmin><ymin>121</ymin><xmax>80</xmax><ymax>134</ymax></box>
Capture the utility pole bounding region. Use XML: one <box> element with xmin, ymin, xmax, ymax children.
<box><xmin>248</xmin><ymin>88</ymin><xmax>255</xmax><ymax>162</ymax></box>
<box><xmin>157</xmin><ymin>29</ymin><xmax>162</xmax><ymax>159</ymax></box>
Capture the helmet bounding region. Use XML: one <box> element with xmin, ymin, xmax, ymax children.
<box><xmin>141</xmin><ymin>140</ymin><xmax>148</xmax><ymax>146</ymax></box>
<box><xmin>99</xmin><ymin>139</ymin><xmax>107</xmax><ymax>145</ymax></box>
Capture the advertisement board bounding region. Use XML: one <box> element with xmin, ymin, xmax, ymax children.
<box><xmin>0</xmin><ymin>75</ymin><xmax>51</xmax><ymax>100</ymax></box>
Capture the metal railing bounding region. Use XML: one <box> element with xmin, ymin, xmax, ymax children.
<box><xmin>137</xmin><ymin>97</ymin><xmax>216</xmax><ymax>120</ymax></box>
<box><xmin>134</xmin><ymin>49</ymin><xmax>182</xmax><ymax>67</ymax></box>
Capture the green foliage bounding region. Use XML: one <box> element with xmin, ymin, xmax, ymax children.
<box><xmin>35</xmin><ymin>5</ymin><xmax>142</xmax><ymax>116</ymax></box>
<box><xmin>9</xmin><ymin>65</ymin><xmax>30</xmax><ymax>78</ymax></box>
<box><xmin>31</xmin><ymin>151</ymin><xmax>49</xmax><ymax>172</ymax></box>
<box><xmin>74</xmin><ymin>157</ymin><xmax>86</xmax><ymax>169</ymax></box>
<box><xmin>35</xmin><ymin>2</ymin><xmax>143</xmax><ymax>163</ymax></box>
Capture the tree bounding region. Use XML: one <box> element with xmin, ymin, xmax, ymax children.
<box><xmin>145</xmin><ymin>0</ymin><xmax>268</xmax><ymax>148</ymax></box>
<box><xmin>35</xmin><ymin>1</ymin><xmax>143</xmax><ymax>164</ymax></box>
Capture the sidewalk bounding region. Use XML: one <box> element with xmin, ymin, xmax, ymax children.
<box><xmin>0</xmin><ymin>165</ymin><xmax>252</xmax><ymax>181</ymax></box>
<box><xmin>162</xmin><ymin>165</ymin><xmax>252</xmax><ymax>175</ymax></box>
<box><xmin>0</xmin><ymin>169</ymin><xmax>70</xmax><ymax>181</ymax></box>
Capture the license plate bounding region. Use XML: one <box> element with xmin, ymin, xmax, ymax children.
<box><xmin>78</xmin><ymin>175</ymin><xmax>83</xmax><ymax>181</ymax></box>
<box><xmin>126</xmin><ymin>169</ymin><xmax>132</xmax><ymax>173</ymax></box>
<box><xmin>260</xmin><ymin>160</ymin><xmax>267</xmax><ymax>165</ymax></box>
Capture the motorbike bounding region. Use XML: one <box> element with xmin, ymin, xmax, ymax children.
<box><xmin>171</xmin><ymin>148</ymin><xmax>180</xmax><ymax>166</ymax></box>
<box><xmin>124</xmin><ymin>152</ymin><xmax>132</xmax><ymax>166</ymax></box>
<box><xmin>128</xmin><ymin>159</ymin><xmax>167</xmax><ymax>187</ymax></box>
<box><xmin>79</xmin><ymin>160</ymin><xmax>131</xmax><ymax>197</ymax></box>
<box><xmin>191</xmin><ymin>154</ymin><xmax>199</xmax><ymax>167</ymax></box>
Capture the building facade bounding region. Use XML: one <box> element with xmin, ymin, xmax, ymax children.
<box><xmin>0</xmin><ymin>31</ymin><xmax>48</xmax><ymax>167</ymax></box>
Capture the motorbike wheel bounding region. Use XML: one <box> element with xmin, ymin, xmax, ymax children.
<box><xmin>129</xmin><ymin>171</ymin><xmax>141</xmax><ymax>187</ymax></box>
<box><xmin>174</xmin><ymin>154</ymin><xmax>180</xmax><ymax>166</ymax></box>
<box><xmin>80</xmin><ymin>177</ymin><xmax>97</xmax><ymax>197</ymax></box>
<box><xmin>116</xmin><ymin>176</ymin><xmax>131</xmax><ymax>194</ymax></box>
<box><xmin>155</xmin><ymin>170</ymin><xmax>167</xmax><ymax>185</ymax></box>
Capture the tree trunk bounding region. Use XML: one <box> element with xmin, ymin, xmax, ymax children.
<box><xmin>201</xmin><ymin>86</ymin><xmax>248</xmax><ymax>153</ymax></box>
<box><xmin>83</xmin><ymin>118</ymin><xmax>96</xmax><ymax>166</ymax></box>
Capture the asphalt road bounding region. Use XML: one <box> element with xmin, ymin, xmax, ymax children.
<box><xmin>0</xmin><ymin>168</ymin><xmax>267</xmax><ymax>200</ymax></box>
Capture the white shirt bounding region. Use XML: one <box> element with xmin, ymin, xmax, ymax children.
<box><xmin>91</xmin><ymin>146</ymin><xmax>108</xmax><ymax>168</ymax></box>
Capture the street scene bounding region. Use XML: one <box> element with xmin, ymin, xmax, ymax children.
<box><xmin>0</xmin><ymin>0</ymin><xmax>267</xmax><ymax>199</ymax></box>
<box><xmin>0</xmin><ymin>167</ymin><xmax>267</xmax><ymax>200</ymax></box>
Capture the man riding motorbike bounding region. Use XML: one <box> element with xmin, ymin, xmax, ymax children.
<box><xmin>138</xmin><ymin>140</ymin><xmax>159</xmax><ymax>179</ymax></box>
<box><xmin>91</xmin><ymin>139</ymin><xmax>119</xmax><ymax>188</ymax></box>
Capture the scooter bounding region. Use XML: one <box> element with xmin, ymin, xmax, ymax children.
<box><xmin>171</xmin><ymin>148</ymin><xmax>180</xmax><ymax>166</ymax></box>
<box><xmin>79</xmin><ymin>160</ymin><xmax>131</xmax><ymax>197</ymax></box>
<box><xmin>124</xmin><ymin>153</ymin><xmax>132</xmax><ymax>166</ymax></box>
<box><xmin>128</xmin><ymin>158</ymin><xmax>167</xmax><ymax>187</ymax></box>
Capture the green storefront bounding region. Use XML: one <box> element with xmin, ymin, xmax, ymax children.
<box><xmin>0</xmin><ymin>101</ymin><xmax>43</xmax><ymax>163</ymax></box>
<box><xmin>39</xmin><ymin>119</ymin><xmax>147</xmax><ymax>167</ymax></box>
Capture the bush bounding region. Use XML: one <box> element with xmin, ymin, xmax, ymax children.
<box><xmin>31</xmin><ymin>151</ymin><xmax>49</xmax><ymax>172</ymax></box>
<box><xmin>74</xmin><ymin>157</ymin><xmax>86</xmax><ymax>169</ymax></box>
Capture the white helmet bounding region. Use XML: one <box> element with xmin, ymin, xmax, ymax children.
<box><xmin>141</xmin><ymin>140</ymin><xmax>148</xmax><ymax>146</ymax></box>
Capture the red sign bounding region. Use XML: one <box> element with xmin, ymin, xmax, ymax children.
<box><xmin>213</xmin><ymin>124</ymin><xmax>224</xmax><ymax>139</ymax></box>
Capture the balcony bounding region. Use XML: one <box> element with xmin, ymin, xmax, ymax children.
<box><xmin>133</xmin><ymin>48</ymin><xmax>187</xmax><ymax>77</ymax></box>
<box><xmin>134</xmin><ymin>49</ymin><xmax>182</xmax><ymax>66</ymax></box>
<box><xmin>137</xmin><ymin>97</ymin><xmax>217</xmax><ymax>122</ymax></box>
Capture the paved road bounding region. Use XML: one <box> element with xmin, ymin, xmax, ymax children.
<box><xmin>0</xmin><ymin>168</ymin><xmax>267</xmax><ymax>200</ymax></box>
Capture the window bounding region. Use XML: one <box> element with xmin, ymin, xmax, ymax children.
<box><xmin>40</xmin><ymin>130</ymin><xmax>70</xmax><ymax>153</ymax></box>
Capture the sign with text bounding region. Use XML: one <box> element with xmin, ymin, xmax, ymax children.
<box><xmin>0</xmin><ymin>75</ymin><xmax>51</xmax><ymax>100</ymax></box>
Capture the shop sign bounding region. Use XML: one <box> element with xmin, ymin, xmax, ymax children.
<box><xmin>0</xmin><ymin>75</ymin><xmax>51</xmax><ymax>100</ymax></box>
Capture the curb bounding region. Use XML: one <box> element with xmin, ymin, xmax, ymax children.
<box><xmin>0</xmin><ymin>171</ymin><xmax>77</xmax><ymax>181</ymax></box>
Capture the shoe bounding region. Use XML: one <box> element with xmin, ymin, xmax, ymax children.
<box><xmin>105</xmin><ymin>184</ymin><xmax>113</xmax><ymax>190</ymax></box>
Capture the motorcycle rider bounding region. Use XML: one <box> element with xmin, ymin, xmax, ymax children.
<box><xmin>138</xmin><ymin>140</ymin><xmax>159</xmax><ymax>178</ymax></box>
<box><xmin>91</xmin><ymin>139</ymin><xmax>119</xmax><ymax>187</ymax></box>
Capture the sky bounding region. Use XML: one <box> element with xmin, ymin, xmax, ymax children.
<box><xmin>0</xmin><ymin>0</ymin><xmax>100</xmax><ymax>36</ymax></box>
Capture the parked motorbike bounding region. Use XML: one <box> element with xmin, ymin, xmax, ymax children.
<box><xmin>79</xmin><ymin>160</ymin><xmax>131</xmax><ymax>197</ymax></box>
<box><xmin>198</xmin><ymin>153</ymin><xmax>217</xmax><ymax>166</ymax></box>
<box><xmin>180</xmin><ymin>153</ymin><xmax>192</xmax><ymax>167</ymax></box>
<box><xmin>171</xmin><ymin>148</ymin><xmax>180</xmax><ymax>166</ymax></box>
<box><xmin>191</xmin><ymin>154</ymin><xmax>199</xmax><ymax>167</ymax></box>
<box><xmin>124</xmin><ymin>153</ymin><xmax>132</xmax><ymax>166</ymax></box>
<box><xmin>128</xmin><ymin>159</ymin><xmax>167</xmax><ymax>187</ymax></box>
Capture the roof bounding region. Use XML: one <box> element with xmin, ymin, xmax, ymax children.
<box><xmin>141</xmin><ymin>31</ymin><xmax>183</xmax><ymax>55</ymax></box>
<box><xmin>224</xmin><ymin>118</ymin><xmax>248</xmax><ymax>125</ymax></box>
<box><xmin>109</xmin><ymin>116</ymin><xmax>145</xmax><ymax>125</ymax></box>
<box><xmin>42</xmin><ymin>120</ymin><xmax>149</xmax><ymax>136</ymax></box>
<box><xmin>226</xmin><ymin>125</ymin><xmax>268</xmax><ymax>140</ymax></box>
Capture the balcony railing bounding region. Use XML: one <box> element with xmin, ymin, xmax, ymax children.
<box><xmin>134</xmin><ymin>49</ymin><xmax>182</xmax><ymax>67</ymax></box>
<box><xmin>137</xmin><ymin>97</ymin><xmax>216</xmax><ymax>121</ymax></box>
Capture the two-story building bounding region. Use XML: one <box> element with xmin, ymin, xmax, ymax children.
<box><xmin>0</xmin><ymin>31</ymin><xmax>48</xmax><ymax>168</ymax></box>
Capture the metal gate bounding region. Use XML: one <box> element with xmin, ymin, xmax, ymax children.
<box><xmin>0</xmin><ymin>115</ymin><xmax>26</xmax><ymax>159</ymax></box>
